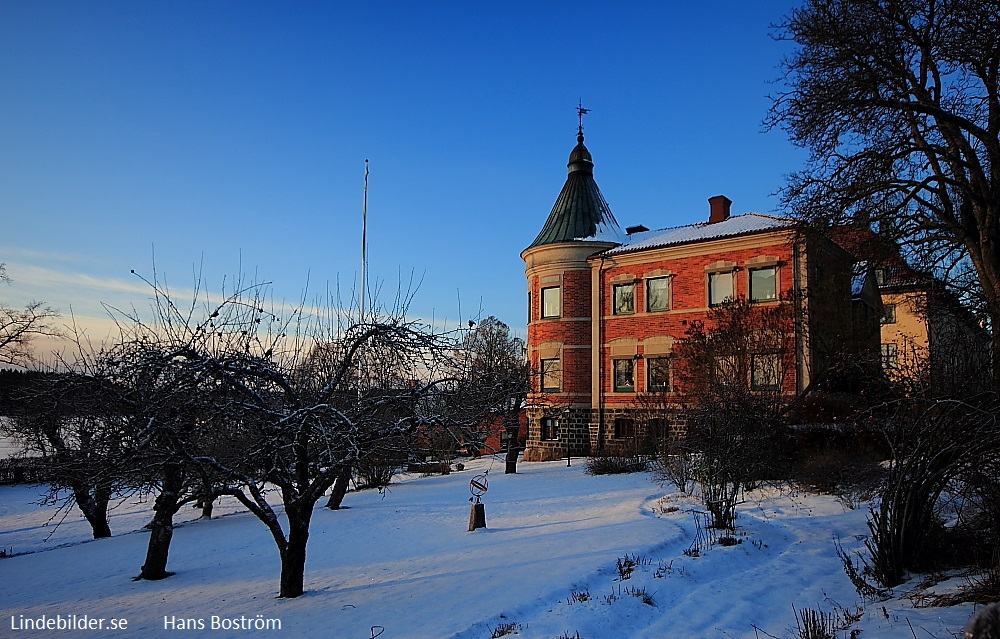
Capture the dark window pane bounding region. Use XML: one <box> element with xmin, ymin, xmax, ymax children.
<box><xmin>613</xmin><ymin>283</ymin><xmax>635</xmax><ymax>315</ymax></box>
<box><xmin>646</xmin><ymin>277</ymin><xmax>669</xmax><ymax>311</ymax></box>
<box><xmin>614</xmin><ymin>359</ymin><xmax>635</xmax><ymax>392</ymax></box>
<box><xmin>647</xmin><ymin>357</ymin><xmax>672</xmax><ymax>392</ymax></box>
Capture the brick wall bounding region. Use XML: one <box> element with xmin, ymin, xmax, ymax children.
<box><xmin>595</xmin><ymin>238</ymin><xmax>799</xmax><ymax>400</ymax></box>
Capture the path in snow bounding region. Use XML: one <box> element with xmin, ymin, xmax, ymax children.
<box><xmin>0</xmin><ymin>459</ymin><xmax>978</xmax><ymax>638</ymax></box>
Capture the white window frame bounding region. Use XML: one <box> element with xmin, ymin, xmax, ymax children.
<box><xmin>540</xmin><ymin>417</ymin><xmax>560</xmax><ymax>441</ymax></box>
<box><xmin>541</xmin><ymin>286</ymin><xmax>561</xmax><ymax>318</ymax></box>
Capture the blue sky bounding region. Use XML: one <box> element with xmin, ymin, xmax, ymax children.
<box><xmin>1</xmin><ymin>1</ymin><xmax>805</xmax><ymax>346</ymax></box>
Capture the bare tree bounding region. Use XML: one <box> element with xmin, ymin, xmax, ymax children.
<box><xmin>858</xmin><ymin>394</ymin><xmax>1000</xmax><ymax>587</ymax></box>
<box><xmin>457</xmin><ymin>317</ymin><xmax>529</xmax><ymax>473</ymax></box>
<box><xmin>0</xmin><ymin>264</ymin><xmax>60</xmax><ymax>367</ymax></box>
<box><xmin>59</xmin><ymin>271</ymin><xmax>275</xmax><ymax>581</ymax></box>
<box><xmin>673</xmin><ymin>298</ymin><xmax>795</xmax><ymax>528</ymax></box>
<box><xmin>208</xmin><ymin>310</ymin><xmax>454</xmax><ymax>598</ymax></box>
<box><xmin>2</xmin><ymin>372</ymin><xmax>124</xmax><ymax>539</ymax></box>
<box><xmin>768</xmin><ymin>0</ymin><xmax>1000</xmax><ymax>383</ymax></box>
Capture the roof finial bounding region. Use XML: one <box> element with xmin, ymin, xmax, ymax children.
<box><xmin>577</xmin><ymin>99</ymin><xmax>590</xmax><ymax>143</ymax></box>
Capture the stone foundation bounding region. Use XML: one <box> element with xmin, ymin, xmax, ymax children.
<box><xmin>522</xmin><ymin>403</ymin><xmax>688</xmax><ymax>461</ymax></box>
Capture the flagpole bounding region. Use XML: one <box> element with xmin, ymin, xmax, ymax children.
<box><xmin>360</xmin><ymin>159</ymin><xmax>368</xmax><ymax>323</ymax></box>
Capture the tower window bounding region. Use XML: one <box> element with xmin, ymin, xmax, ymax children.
<box><xmin>540</xmin><ymin>358</ymin><xmax>561</xmax><ymax>392</ymax></box>
<box><xmin>540</xmin><ymin>417</ymin><xmax>559</xmax><ymax>441</ymax></box>
<box><xmin>541</xmin><ymin>286</ymin><xmax>561</xmax><ymax>318</ymax></box>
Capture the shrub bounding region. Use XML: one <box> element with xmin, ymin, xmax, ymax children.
<box><xmin>585</xmin><ymin>452</ymin><xmax>647</xmax><ymax>476</ymax></box>
<box><xmin>490</xmin><ymin>621</ymin><xmax>521</xmax><ymax>638</ymax></box>
<box><xmin>354</xmin><ymin>453</ymin><xmax>401</xmax><ymax>490</ymax></box>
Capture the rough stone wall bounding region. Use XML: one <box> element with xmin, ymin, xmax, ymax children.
<box><xmin>523</xmin><ymin>404</ymin><xmax>689</xmax><ymax>461</ymax></box>
<box><xmin>522</xmin><ymin>405</ymin><xmax>592</xmax><ymax>461</ymax></box>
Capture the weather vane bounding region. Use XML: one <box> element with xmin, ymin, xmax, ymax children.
<box><xmin>577</xmin><ymin>99</ymin><xmax>590</xmax><ymax>136</ymax></box>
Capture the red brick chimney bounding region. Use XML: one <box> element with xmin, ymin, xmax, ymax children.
<box><xmin>708</xmin><ymin>195</ymin><xmax>732</xmax><ymax>224</ymax></box>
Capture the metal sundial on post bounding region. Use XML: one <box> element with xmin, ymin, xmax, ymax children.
<box><xmin>468</xmin><ymin>473</ymin><xmax>488</xmax><ymax>531</ymax></box>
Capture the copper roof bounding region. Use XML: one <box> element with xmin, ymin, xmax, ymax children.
<box><xmin>526</xmin><ymin>132</ymin><xmax>624</xmax><ymax>249</ymax></box>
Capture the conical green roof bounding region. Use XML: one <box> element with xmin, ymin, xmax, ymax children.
<box><xmin>527</xmin><ymin>132</ymin><xmax>624</xmax><ymax>249</ymax></box>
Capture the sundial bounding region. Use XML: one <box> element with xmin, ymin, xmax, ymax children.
<box><xmin>469</xmin><ymin>474</ymin><xmax>488</xmax><ymax>501</ymax></box>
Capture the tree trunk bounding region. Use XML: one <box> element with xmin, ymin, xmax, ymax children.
<box><xmin>967</xmin><ymin>245</ymin><xmax>1000</xmax><ymax>391</ymax></box>
<box><xmin>504</xmin><ymin>426</ymin><xmax>519</xmax><ymax>474</ymax></box>
<box><xmin>72</xmin><ymin>482</ymin><xmax>112</xmax><ymax>539</ymax></box>
<box><xmin>991</xmin><ymin>311</ymin><xmax>1000</xmax><ymax>390</ymax></box>
<box><xmin>325</xmin><ymin>465</ymin><xmax>351</xmax><ymax>509</ymax></box>
<box><xmin>137</xmin><ymin>463</ymin><xmax>182</xmax><ymax>581</ymax></box>
<box><xmin>195</xmin><ymin>481</ymin><xmax>214</xmax><ymax>519</ymax></box>
<box><xmin>278</xmin><ymin>505</ymin><xmax>311</xmax><ymax>598</ymax></box>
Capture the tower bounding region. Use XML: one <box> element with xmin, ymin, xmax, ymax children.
<box><xmin>521</xmin><ymin>118</ymin><xmax>623</xmax><ymax>460</ymax></box>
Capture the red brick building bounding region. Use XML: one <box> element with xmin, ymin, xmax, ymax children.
<box><xmin>521</xmin><ymin>129</ymin><xmax>874</xmax><ymax>461</ymax></box>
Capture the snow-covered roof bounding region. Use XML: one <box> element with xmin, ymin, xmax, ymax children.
<box><xmin>603</xmin><ymin>212</ymin><xmax>795</xmax><ymax>255</ymax></box>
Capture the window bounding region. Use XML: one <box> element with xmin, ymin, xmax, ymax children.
<box><xmin>708</xmin><ymin>271</ymin><xmax>734</xmax><ymax>306</ymax></box>
<box><xmin>541</xmin><ymin>286</ymin><xmax>560</xmax><ymax>318</ymax></box>
<box><xmin>646</xmin><ymin>277</ymin><xmax>669</xmax><ymax>311</ymax></box>
<box><xmin>647</xmin><ymin>356</ymin><xmax>672</xmax><ymax>392</ymax></box>
<box><xmin>613</xmin><ymin>358</ymin><xmax>635</xmax><ymax>392</ymax></box>
<box><xmin>540</xmin><ymin>417</ymin><xmax>559</xmax><ymax>440</ymax></box>
<box><xmin>613</xmin><ymin>283</ymin><xmax>635</xmax><ymax>315</ymax></box>
<box><xmin>540</xmin><ymin>358</ymin><xmax>561</xmax><ymax>392</ymax></box>
<box><xmin>880</xmin><ymin>303</ymin><xmax>897</xmax><ymax>324</ymax></box>
<box><xmin>713</xmin><ymin>355</ymin><xmax>738</xmax><ymax>387</ymax></box>
<box><xmin>750</xmin><ymin>353</ymin><xmax>782</xmax><ymax>390</ymax></box>
<box><xmin>749</xmin><ymin>266</ymin><xmax>777</xmax><ymax>302</ymax></box>
<box><xmin>614</xmin><ymin>418</ymin><xmax>636</xmax><ymax>439</ymax></box>
<box><xmin>874</xmin><ymin>268</ymin><xmax>886</xmax><ymax>286</ymax></box>
<box><xmin>527</xmin><ymin>291</ymin><xmax>532</xmax><ymax>323</ymax></box>
<box><xmin>881</xmin><ymin>343</ymin><xmax>898</xmax><ymax>369</ymax></box>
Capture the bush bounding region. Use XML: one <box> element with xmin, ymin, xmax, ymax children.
<box><xmin>787</xmin><ymin>424</ymin><xmax>887</xmax><ymax>508</ymax></box>
<box><xmin>862</xmin><ymin>396</ymin><xmax>1000</xmax><ymax>587</ymax></box>
<box><xmin>585</xmin><ymin>452</ymin><xmax>648</xmax><ymax>475</ymax></box>
<box><xmin>354</xmin><ymin>454</ymin><xmax>401</xmax><ymax>490</ymax></box>
<box><xmin>406</xmin><ymin>461</ymin><xmax>451</xmax><ymax>475</ymax></box>
<box><xmin>652</xmin><ymin>440</ymin><xmax>695</xmax><ymax>494</ymax></box>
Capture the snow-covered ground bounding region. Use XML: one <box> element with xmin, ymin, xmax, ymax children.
<box><xmin>0</xmin><ymin>457</ymin><xmax>983</xmax><ymax>638</ymax></box>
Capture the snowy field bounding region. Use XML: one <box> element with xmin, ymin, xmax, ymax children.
<box><xmin>0</xmin><ymin>457</ymin><xmax>983</xmax><ymax>638</ymax></box>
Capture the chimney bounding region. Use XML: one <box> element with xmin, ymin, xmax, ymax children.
<box><xmin>708</xmin><ymin>195</ymin><xmax>732</xmax><ymax>224</ymax></box>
